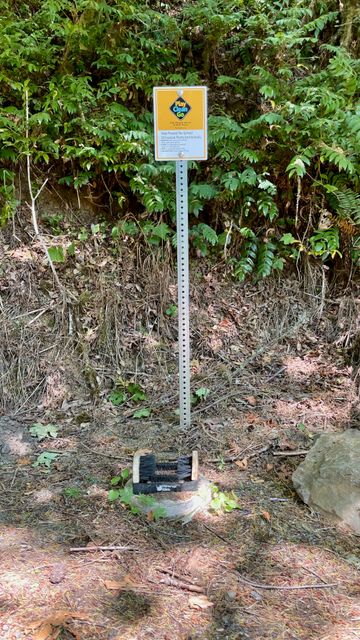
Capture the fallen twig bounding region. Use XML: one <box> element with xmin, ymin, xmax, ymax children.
<box><xmin>202</xmin><ymin>523</ymin><xmax>229</xmax><ymax>544</ymax></box>
<box><xmin>273</xmin><ymin>450</ymin><xmax>309</xmax><ymax>457</ymax></box>
<box><xmin>207</xmin><ymin>445</ymin><xmax>270</xmax><ymax>465</ymax></box>
<box><xmin>13</xmin><ymin>307</ymin><xmax>46</xmax><ymax>320</ymax></box>
<box><xmin>158</xmin><ymin>575</ymin><xmax>204</xmax><ymax>593</ymax></box>
<box><xmin>237</xmin><ymin>574</ymin><xmax>337</xmax><ymax>590</ymax></box>
<box><xmin>13</xmin><ymin>376</ymin><xmax>47</xmax><ymax>415</ymax></box>
<box><xmin>79</xmin><ymin>443</ymin><xmax>127</xmax><ymax>460</ymax></box>
<box><xmin>69</xmin><ymin>545</ymin><xmax>135</xmax><ymax>553</ymax></box>
<box><xmin>28</xmin><ymin>308</ymin><xmax>49</xmax><ymax>325</ymax></box>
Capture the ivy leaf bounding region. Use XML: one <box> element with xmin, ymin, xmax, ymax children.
<box><xmin>281</xmin><ymin>233</ymin><xmax>298</xmax><ymax>245</ymax></box>
<box><xmin>108</xmin><ymin>489</ymin><xmax>120</xmax><ymax>502</ymax></box>
<box><xmin>195</xmin><ymin>387</ymin><xmax>210</xmax><ymax>400</ymax></box>
<box><xmin>48</xmin><ymin>246</ymin><xmax>65</xmax><ymax>263</ymax></box>
<box><xmin>109</xmin><ymin>391</ymin><xmax>127</xmax><ymax>406</ymax></box>
<box><xmin>33</xmin><ymin>452</ymin><xmax>59</xmax><ymax>469</ymax></box>
<box><xmin>29</xmin><ymin>423</ymin><xmax>58</xmax><ymax>441</ymax></box>
<box><xmin>133</xmin><ymin>408</ymin><xmax>151</xmax><ymax>419</ymax></box>
<box><xmin>127</xmin><ymin>383</ymin><xmax>146</xmax><ymax>402</ymax></box>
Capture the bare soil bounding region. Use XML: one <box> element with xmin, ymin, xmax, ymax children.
<box><xmin>0</xmin><ymin>226</ymin><xmax>360</xmax><ymax>640</ymax></box>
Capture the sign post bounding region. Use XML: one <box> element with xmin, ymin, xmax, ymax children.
<box><xmin>153</xmin><ymin>86</ymin><xmax>207</xmax><ymax>429</ymax></box>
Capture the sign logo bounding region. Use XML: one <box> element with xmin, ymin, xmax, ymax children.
<box><xmin>170</xmin><ymin>97</ymin><xmax>191</xmax><ymax>120</ymax></box>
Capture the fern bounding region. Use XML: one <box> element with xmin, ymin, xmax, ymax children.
<box><xmin>257</xmin><ymin>241</ymin><xmax>277</xmax><ymax>278</ymax></box>
<box><xmin>334</xmin><ymin>189</ymin><xmax>360</xmax><ymax>225</ymax></box>
<box><xmin>233</xmin><ymin>241</ymin><xmax>258</xmax><ymax>281</ymax></box>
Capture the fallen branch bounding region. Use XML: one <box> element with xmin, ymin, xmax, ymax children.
<box><xmin>159</xmin><ymin>576</ymin><xmax>204</xmax><ymax>593</ymax></box>
<box><xmin>237</xmin><ymin>574</ymin><xmax>337</xmax><ymax>591</ymax></box>
<box><xmin>69</xmin><ymin>545</ymin><xmax>135</xmax><ymax>553</ymax></box>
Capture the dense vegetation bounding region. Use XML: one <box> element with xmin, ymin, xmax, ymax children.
<box><xmin>0</xmin><ymin>0</ymin><xmax>359</xmax><ymax>279</ymax></box>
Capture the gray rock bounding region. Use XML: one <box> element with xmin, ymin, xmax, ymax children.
<box><xmin>293</xmin><ymin>430</ymin><xmax>360</xmax><ymax>534</ymax></box>
<box><xmin>0</xmin><ymin>417</ymin><xmax>34</xmax><ymax>463</ymax></box>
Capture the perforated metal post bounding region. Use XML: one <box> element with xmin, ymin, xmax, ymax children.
<box><xmin>176</xmin><ymin>160</ymin><xmax>191</xmax><ymax>430</ymax></box>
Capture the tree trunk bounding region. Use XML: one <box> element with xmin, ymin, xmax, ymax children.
<box><xmin>340</xmin><ymin>0</ymin><xmax>359</xmax><ymax>52</ymax></box>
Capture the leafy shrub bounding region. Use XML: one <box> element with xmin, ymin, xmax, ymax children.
<box><xmin>0</xmin><ymin>0</ymin><xmax>359</xmax><ymax>278</ymax></box>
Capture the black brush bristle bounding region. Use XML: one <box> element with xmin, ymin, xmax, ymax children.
<box><xmin>177</xmin><ymin>455</ymin><xmax>192</xmax><ymax>481</ymax></box>
<box><xmin>156</xmin><ymin>462</ymin><xmax>178</xmax><ymax>471</ymax></box>
<box><xmin>139</xmin><ymin>454</ymin><xmax>156</xmax><ymax>481</ymax></box>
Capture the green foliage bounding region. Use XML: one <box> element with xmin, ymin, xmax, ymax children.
<box><xmin>110</xmin><ymin>468</ymin><xmax>130</xmax><ymax>486</ymax></box>
<box><xmin>108</xmin><ymin>390</ymin><xmax>127</xmax><ymax>406</ymax></box>
<box><xmin>191</xmin><ymin>223</ymin><xmax>219</xmax><ymax>257</ymax></box>
<box><xmin>0</xmin><ymin>169</ymin><xmax>16</xmax><ymax>226</ymax></box>
<box><xmin>29</xmin><ymin>422</ymin><xmax>58</xmax><ymax>440</ymax></box>
<box><xmin>33</xmin><ymin>451</ymin><xmax>59</xmax><ymax>469</ymax></box>
<box><xmin>333</xmin><ymin>189</ymin><xmax>360</xmax><ymax>224</ymax></box>
<box><xmin>0</xmin><ymin>0</ymin><xmax>359</xmax><ymax>277</ymax></box>
<box><xmin>191</xmin><ymin>386</ymin><xmax>210</xmax><ymax>405</ymax></box>
<box><xmin>108</xmin><ymin>380</ymin><xmax>146</xmax><ymax>406</ymax></box>
<box><xmin>48</xmin><ymin>246</ymin><xmax>65</xmax><ymax>263</ymax></box>
<box><xmin>194</xmin><ymin>387</ymin><xmax>210</xmax><ymax>401</ymax></box>
<box><xmin>309</xmin><ymin>228</ymin><xmax>341</xmax><ymax>259</ymax></box>
<box><xmin>132</xmin><ymin>407</ymin><xmax>151</xmax><ymax>419</ymax></box>
<box><xmin>108</xmin><ymin>483</ymin><xmax>165</xmax><ymax>520</ymax></box>
<box><xmin>210</xmin><ymin>485</ymin><xmax>240</xmax><ymax>514</ymax></box>
<box><xmin>281</xmin><ymin>227</ymin><xmax>342</xmax><ymax>260</ymax></box>
<box><xmin>63</xmin><ymin>487</ymin><xmax>82</xmax><ymax>499</ymax></box>
<box><xmin>165</xmin><ymin>304</ymin><xmax>178</xmax><ymax>317</ymax></box>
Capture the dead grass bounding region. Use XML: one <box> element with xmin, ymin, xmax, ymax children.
<box><xmin>0</xmin><ymin>224</ymin><xmax>360</xmax><ymax>640</ymax></box>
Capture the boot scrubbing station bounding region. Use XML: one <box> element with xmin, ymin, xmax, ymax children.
<box><xmin>130</xmin><ymin>87</ymin><xmax>212</xmax><ymax>518</ymax></box>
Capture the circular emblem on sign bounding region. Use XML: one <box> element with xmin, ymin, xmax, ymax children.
<box><xmin>170</xmin><ymin>97</ymin><xmax>191</xmax><ymax>120</ymax></box>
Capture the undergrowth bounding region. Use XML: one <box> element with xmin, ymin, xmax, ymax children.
<box><xmin>0</xmin><ymin>0</ymin><xmax>359</xmax><ymax>279</ymax></box>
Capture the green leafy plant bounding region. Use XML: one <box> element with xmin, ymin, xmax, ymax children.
<box><xmin>108</xmin><ymin>484</ymin><xmax>165</xmax><ymax>520</ymax></box>
<box><xmin>33</xmin><ymin>451</ymin><xmax>59</xmax><ymax>469</ymax></box>
<box><xmin>296</xmin><ymin>422</ymin><xmax>314</xmax><ymax>439</ymax></box>
<box><xmin>309</xmin><ymin>228</ymin><xmax>341</xmax><ymax>259</ymax></box>
<box><xmin>191</xmin><ymin>387</ymin><xmax>210</xmax><ymax>405</ymax></box>
<box><xmin>127</xmin><ymin>383</ymin><xmax>147</xmax><ymax>402</ymax></box>
<box><xmin>63</xmin><ymin>487</ymin><xmax>82</xmax><ymax>499</ymax></box>
<box><xmin>0</xmin><ymin>169</ymin><xmax>16</xmax><ymax>226</ymax></box>
<box><xmin>110</xmin><ymin>468</ymin><xmax>130</xmax><ymax>487</ymax></box>
<box><xmin>109</xmin><ymin>381</ymin><xmax>147</xmax><ymax>406</ymax></box>
<box><xmin>210</xmin><ymin>485</ymin><xmax>240</xmax><ymax>514</ymax></box>
<box><xmin>165</xmin><ymin>304</ymin><xmax>178</xmax><ymax>317</ymax></box>
<box><xmin>47</xmin><ymin>246</ymin><xmax>65</xmax><ymax>263</ymax></box>
<box><xmin>108</xmin><ymin>390</ymin><xmax>127</xmax><ymax>406</ymax></box>
<box><xmin>29</xmin><ymin>423</ymin><xmax>58</xmax><ymax>441</ymax></box>
<box><xmin>133</xmin><ymin>407</ymin><xmax>151</xmax><ymax>419</ymax></box>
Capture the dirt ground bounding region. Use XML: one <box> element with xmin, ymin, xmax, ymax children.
<box><xmin>1</xmin><ymin>227</ymin><xmax>360</xmax><ymax>640</ymax></box>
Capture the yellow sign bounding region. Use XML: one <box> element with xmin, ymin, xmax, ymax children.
<box><xmin>153</xmin><ymin>86</ymin><xmax>208</xmax><ymax>161</ymax></box>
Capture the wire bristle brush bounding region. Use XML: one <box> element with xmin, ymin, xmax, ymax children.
<box><xmin>132</xmin><ymin>450</ymin><xmax>199</xmax><ymax>494</ymax></box>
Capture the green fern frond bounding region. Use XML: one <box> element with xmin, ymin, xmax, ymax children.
<box><xmin>257</xmin><ymin>241</ymin><xmax>276</xmax><ymax>278</ymax></box>
<box><xmin>233</xmin><ymin>241</ymin><xmax>258</xmax><ymax>281</ymax></box>
<box><xmin>334</xmin><ymin>189</ymin><xmax>360</xmax><ymax>225</ymax></box>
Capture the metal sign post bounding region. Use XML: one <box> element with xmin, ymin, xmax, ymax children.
<box><xmin>176</xmin><ymin>159</ymin><xmax>191</xmax><ymax>429</ymax></box>
<box><xmin>153</xmin><ymin>86</ymin><xmax>207</xmax><ymax>429</ymax></box>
